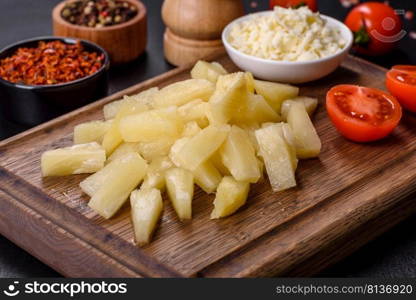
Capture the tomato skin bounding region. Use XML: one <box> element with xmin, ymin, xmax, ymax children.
<box><xmin>386</xmin><ymin>66</ymin><xmax>416</xmax><ymax>112</ymax></box>
<box><xmin>345</xmin><ymin>2</ymin><xmax>402</xmax><ymax>56</ymax></box>
<box><xmin>269</xmin><ymin>0</ymin><xmax>317</xmax><ymax>12</ymax></box>
<box><xmin>326</xmin><ymin>85</ymin><xmax>402</xmax><ymax>142</ymax></box>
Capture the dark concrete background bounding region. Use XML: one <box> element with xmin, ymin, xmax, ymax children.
<box><xmin>0</xmin><ymin>0</ymin><xmax>415</xmax><ymax>277</ymax></box>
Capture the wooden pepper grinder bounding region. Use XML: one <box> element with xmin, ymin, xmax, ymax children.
<box><xmin>162</xmin><ymin>0</ymin><xmax>244</xmax><ymax>66</ymax></box>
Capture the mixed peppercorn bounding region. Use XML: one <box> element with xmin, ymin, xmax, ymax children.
<box><xmin>0</xmin><ymin>40</ymin><xmax>104</xmax><ymax>85</ymax></box>
<box><xmin>61</xmin><ymin>0</ymin><xmax>138</xmax><ymax>28</ymax></box>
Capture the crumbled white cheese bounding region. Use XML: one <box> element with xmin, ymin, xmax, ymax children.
<box><xmin>228</xmin><ymin>6</ymin><xmax>346</xmax><ymax>62</ymax></box>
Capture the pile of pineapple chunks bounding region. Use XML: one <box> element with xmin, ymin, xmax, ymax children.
<box><xmin>41</xmin><ymin>60</ymin><xmax>321</xmax><ymax>245</ymax></box>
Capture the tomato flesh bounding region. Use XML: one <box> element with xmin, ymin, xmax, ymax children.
<box><xmin>386</xmin><ymin>65</ymin><xmax>416</xmax><ymax>112</ymax></box>
<box><xmin>326</xmin><ymin>85</ymin><xmax>402</xmax><ymax>142</ymax></box>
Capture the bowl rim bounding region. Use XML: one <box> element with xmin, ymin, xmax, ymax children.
<box><xmin>222</xmin><ymin>10</ymin><xmax>353</xmax><ymax>66</ymax></box>
<box><xmin>0</xmin><ymin>36</ymin><xmax>110</xmax><ymax>90</ymax></box>
<box><xmin>52</xmin><ymin>0</ymin><xmax>147</xmax><ymax>32</ymax></box>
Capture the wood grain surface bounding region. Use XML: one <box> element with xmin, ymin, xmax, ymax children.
<box><xmin>0</xmin><ymin>55</ymin><xmax>415</xmax><ymax>278</ymax></box>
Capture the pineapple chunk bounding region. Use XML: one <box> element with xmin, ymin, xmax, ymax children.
<box><xmin>41</xmin><ymin>143</ymin><xmax>105</xmax><ymax>177</ymax></box>
<box><xmin>169</xmin><ymin>137</ymin><xmax>190</xmax><ymax>167</ymax></box>
<box><xmin>220</xmin><ymin>126</ymin><xmax>261</xmax><ymax>183</ymax></box>
<box><xmin>103</xmin><ymin>87</ymin><xmax>158</xmax><ymax>120</ymax></box>
<box><xmin>119</xmin><ymin>107</ymin><xmax>182</xmax><ymax>142</ymax></box>
<box><xmin>165</xmin><ymin>168</ymin><xmax>194</xmax><ymax>220</ymax></box>
<box><xmin>175</xmin><ymin>124</ymin><xmax>230</xmax><ymax>171</ymax></box>
<box><xmin>106</xmin><ymin>142</ymin><xmax>141</xmax><ymax>164</ymax></box>
<box><xmin>130</xmin><ymin>188</ymin><xmax>163</xmax><ymax>246</ymax></box>
<box><xmin>73</xmin><ymin>120</ymin><xmax>112</xmax><ymax>144</ymax></box>
<box><xmin>210</xmin><ymin>150</ymin><xmax>230</xmax><ymax>176</ymax></box>
<box><xmin>245</xmin><ymin>72</ymin><xmax>255</xmax><ymax>93</ymax></box>
<box><xmin>141</xmin><ymin>156</ymin><xmax>174</xmax><ymax>190</ymax></box>
<box><xmin>254</xmin><ymin>80</ymin><xmax>299</xmax><ymax>112</ymax></box>
<box><xmin>80</xmin><ymin>151</ymin><xmax>140</xmax><ymax>197</ymax></box>
<box><xmin>190</xmin><ymin>60</ymin><xmax>227</xmax><ymax>83</ymax></box>
<box><xmin>182</xmin><ymin>121</ymin><xmax>202</xmax><ymax>137</ymax></box>
<box><xmin>255</xmin><ymin>124</ymin><xmax>297</xmax><ymax>192</ymax></box>
<box><xmin>138</xmin><ymin>137</ymin><xmax>176</xmax><ymax>161</ymax></box>
<box><xmin>232</xmin><ymin>93</ymin><xmax>281</xmax><ymax>125</ymax></box>
<box><xmin>178</xmin><ymin>100</ymin><xmax>209</xmax><ymax>128</ymax></box>
<box><xmin>153</xmin><ymin>79</ymin><xmax>215</xmax><ymax>108</ymax></box>
<box><xmin>209</xmin><ymin>72</ymin><xmax>247</xmax><ymax>124</ymax></box>
<box><xmin>193</xmin><ymin>161</ymin><xmax>222</xmax><ymax>194</ymax></box>
<box><xmin>281</xmin><ymin>97</ymin><xmax>318</xmax><ymax>121</ymax></box>
<box><xmin>287</xmin><ymin>101</ymin><xmax>321</xmax><ymax>159</ymax></box>
<box><xmin>88</xmin><ymin>152</ymin><xmax>148</xmax><ymax>219</ymax></box>
<box><xmin>102</xmin><ymin>99</ymin><xmax>148</xmax><ymax>155</ymax></box>
<box><xmin>239</xmin><ymin>124</ymin><xmax>260</xmax><ymax>153</ymax></box>
<box><xmin>211</xmin><ymin>176</ymin><xmax>249</xmax><ymax>219</ymax></box>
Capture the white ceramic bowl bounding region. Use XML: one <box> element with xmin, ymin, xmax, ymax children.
<box><xmin>222</xmin><ymin>11</ymin><xmax>353</xmax><ymax>84</ymax></box>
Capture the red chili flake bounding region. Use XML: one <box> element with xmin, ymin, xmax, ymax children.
<box><xmin>0</xmin><ymin>40</ymin><xmax>104</xmax><ymax>85</ymax></box>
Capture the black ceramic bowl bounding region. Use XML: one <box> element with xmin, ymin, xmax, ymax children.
<box><xmin>0</xmin><ymin>36</ymin><xmax>110</xmax><ymax>126</ymax></box>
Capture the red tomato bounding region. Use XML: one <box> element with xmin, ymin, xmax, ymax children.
<box><xmin>326</xmin><ymin>85</ymin><xmax>402</xmax><ymax>142</ymax></box>
<box><xmin>269</xmin><ymin>0</ymin><xmax>317</xmax><ymax>12</ymax></box>
<box><xmin>345</xmin><ymin>2</ymin><xmax>402</xmax><ymax>56</ymax></box>
<box><xmin>386</xmin><ymin>65</ymin><xmax>416</xmax><ymax>112</ymax></box>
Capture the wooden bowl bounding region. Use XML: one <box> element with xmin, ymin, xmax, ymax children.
<box><xmin>52</xmin><ymin>0</ymin><xmax>147</xmax><ymax>65</ymax></box>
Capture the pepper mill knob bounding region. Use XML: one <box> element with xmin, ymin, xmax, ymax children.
<box><xmin>162</xmin><ymin>0</ymin><xmax>244</xmax><ymax>66</ymax></box>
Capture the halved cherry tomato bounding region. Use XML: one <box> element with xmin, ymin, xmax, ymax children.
<box><xmin>269</xmin><ymin>0</ymin><xmax>317</xmax><ymax>12</ymax></box>
<box><xmin>326</xmin><ymin>85</ymin><xmax>402</xmax><ymax>142</ymax></box>
<box><xmin>386</xmin><ymin>65</ymin><xmax>416</xmax><ymax>112</ymax></box>
<box><xmin>345</xmin><ymin>2</ymin><xmax>402</xmax><ymax>56</ymax></box>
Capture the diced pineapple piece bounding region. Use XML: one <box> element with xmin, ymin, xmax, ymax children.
<box><xmin>130</xmin><ymin>188</ymin><xmax>163</xmax><ymax>246</ymax></box>
<box><xmin>106</xmin><ymin>142</ymin><xmax>141</xmax><ymax>164</ymax></box>
<box><xmin>138</xmin><ymin>137</ymin><xmax>176</xmax><ymax>161</ymax></box>
<box><xmin>209</xmin><ymin>72</ymin><xmax>247</xmax><ymax>124</ymax></box>
<box><xmin>232</xmin><ymin>93</ymin><xmax>281</xmax><ymax>125</ymax></box>
<box><xmin>141</xmin><ymin>156</ymin><xmax>174</xmax><ymax>190</ymax></box>
<box><xmin>119</xmin><ymin>107</ymin><xmax>182</xmax><ymax>142</ymax></box>
<box><xmin>153</xmin><ymin>79</ymin><xmax>215</xmax><ymax>108</ymax></box>
<box><xmin>175</xmin><ymin>124</ymin><xmax>230</xmax><ymax>171</ymax></box>
<box><xmin>178</xmin><ymin>100</ymin><xmax>209</xmax><ymax>128</ymax></box>
<box><xmin>80</xmin><ymin>150</ymin><xmax>141</xmax><ymax>197</ymax></box>
<box><xmin>103</xmin><ymin>87</ymin><xmax>158</xmax><ymax>120</ymax></box>
<box><xmin>190</xmin><ymin>60</ymin><xmax>227</xmax><ymax>83</ymax></box>
<box><xmin>210</xmin><ymin>150</ymin><xmax>230</xmax><ymax>176</ymax></box>
<box><xmin>239</xmin><ymin>124</ymin><xmax>260</xmax><ymax>153</ymax></box>
<box><xmin>193</xmin><ymin>161</ymin><xmax>222</xmax><ymax>194</ymax></box>
<box><xmin>88</xmin><ymin>152</ymin><xmax>148</xmax><ymax>219</ymax></box>
<box><xmin>102</xmin><ymin>99</ymin><xmax>148</xmax><ymax>155</ymax></box>
<box><xmin>245</xmin><ymin>72</ymin><xmax>255</xmax><ymax>93</ymax></box>
<box><xmin>73</xmin><ymin>120</ymin><xmax>113</xmax><ymax>144</ymax></box>
<box><xmin>211</xmin><ymin>176</ymin><xmax>249</xmax><ymax>219</ymax></box>
<box><xmin>280</xmin><ymin>123</ymin><xmax>299</xmax><ymax>170</ymax></box>
<box><xmin>255</xmin><ymin>124</ymin><xmax>297</xmax><ymax>192</ymax></box>
<box><xmin>281</xmin><ymin>97</ymin><xmax>318</xmax><ymax>121</ymax></box>
<box><xmin>254</xmin><ymin>80</ymin><xmax>299</xmax><ymax>112</ymax></box>
<box><xmin>220</xmin><ymin>126</ymin><xmax>261</xmax><ymax>183</ymax></box>
<box><xmin>287</xmin><ymin>101</ymin><xmax>321</xmax><ymax>159</ymax></box>
<box><xmin>168</xmin><ymin>137</ymin><xmax>190</xmax><ymax>167</ymax></box>
<box><xmin>165</xmin><ymin>168</ymin><xmax>194</xmax><ymax>220</ymax></box>
<box><xmin>41</xmin><ymin>143</ymin><xmax>106</xmax><ymax>177</ymax></box>
<box><xmin>182</xmin><ymin>121</ymin><xmax>202</xmax><ymax>137</ymax></box>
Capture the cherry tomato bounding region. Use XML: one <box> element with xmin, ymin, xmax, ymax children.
<box><xmin>326</xmin><ymin>85</ymin><xmax>402</xmax><ymax>142</ymax></box>
<box><xmin>345</xmin><ymin>2</ymin><xmax>402</xmax><ymax>56</ymax></box>
<box><xmin>386</xmin><ymin>65</ymin><xmax>416</xmax><ymax>112</ymax></box>
<box><xmin>269</xmin><ymin>0</ymin><xmax>317</xmax><ymax>12</ymax></box>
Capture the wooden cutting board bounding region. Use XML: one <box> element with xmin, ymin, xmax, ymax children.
<box><xmin>0</xmin><ymin>55</ymin><xmax>416</xmax><ymax>278</ymax></box>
